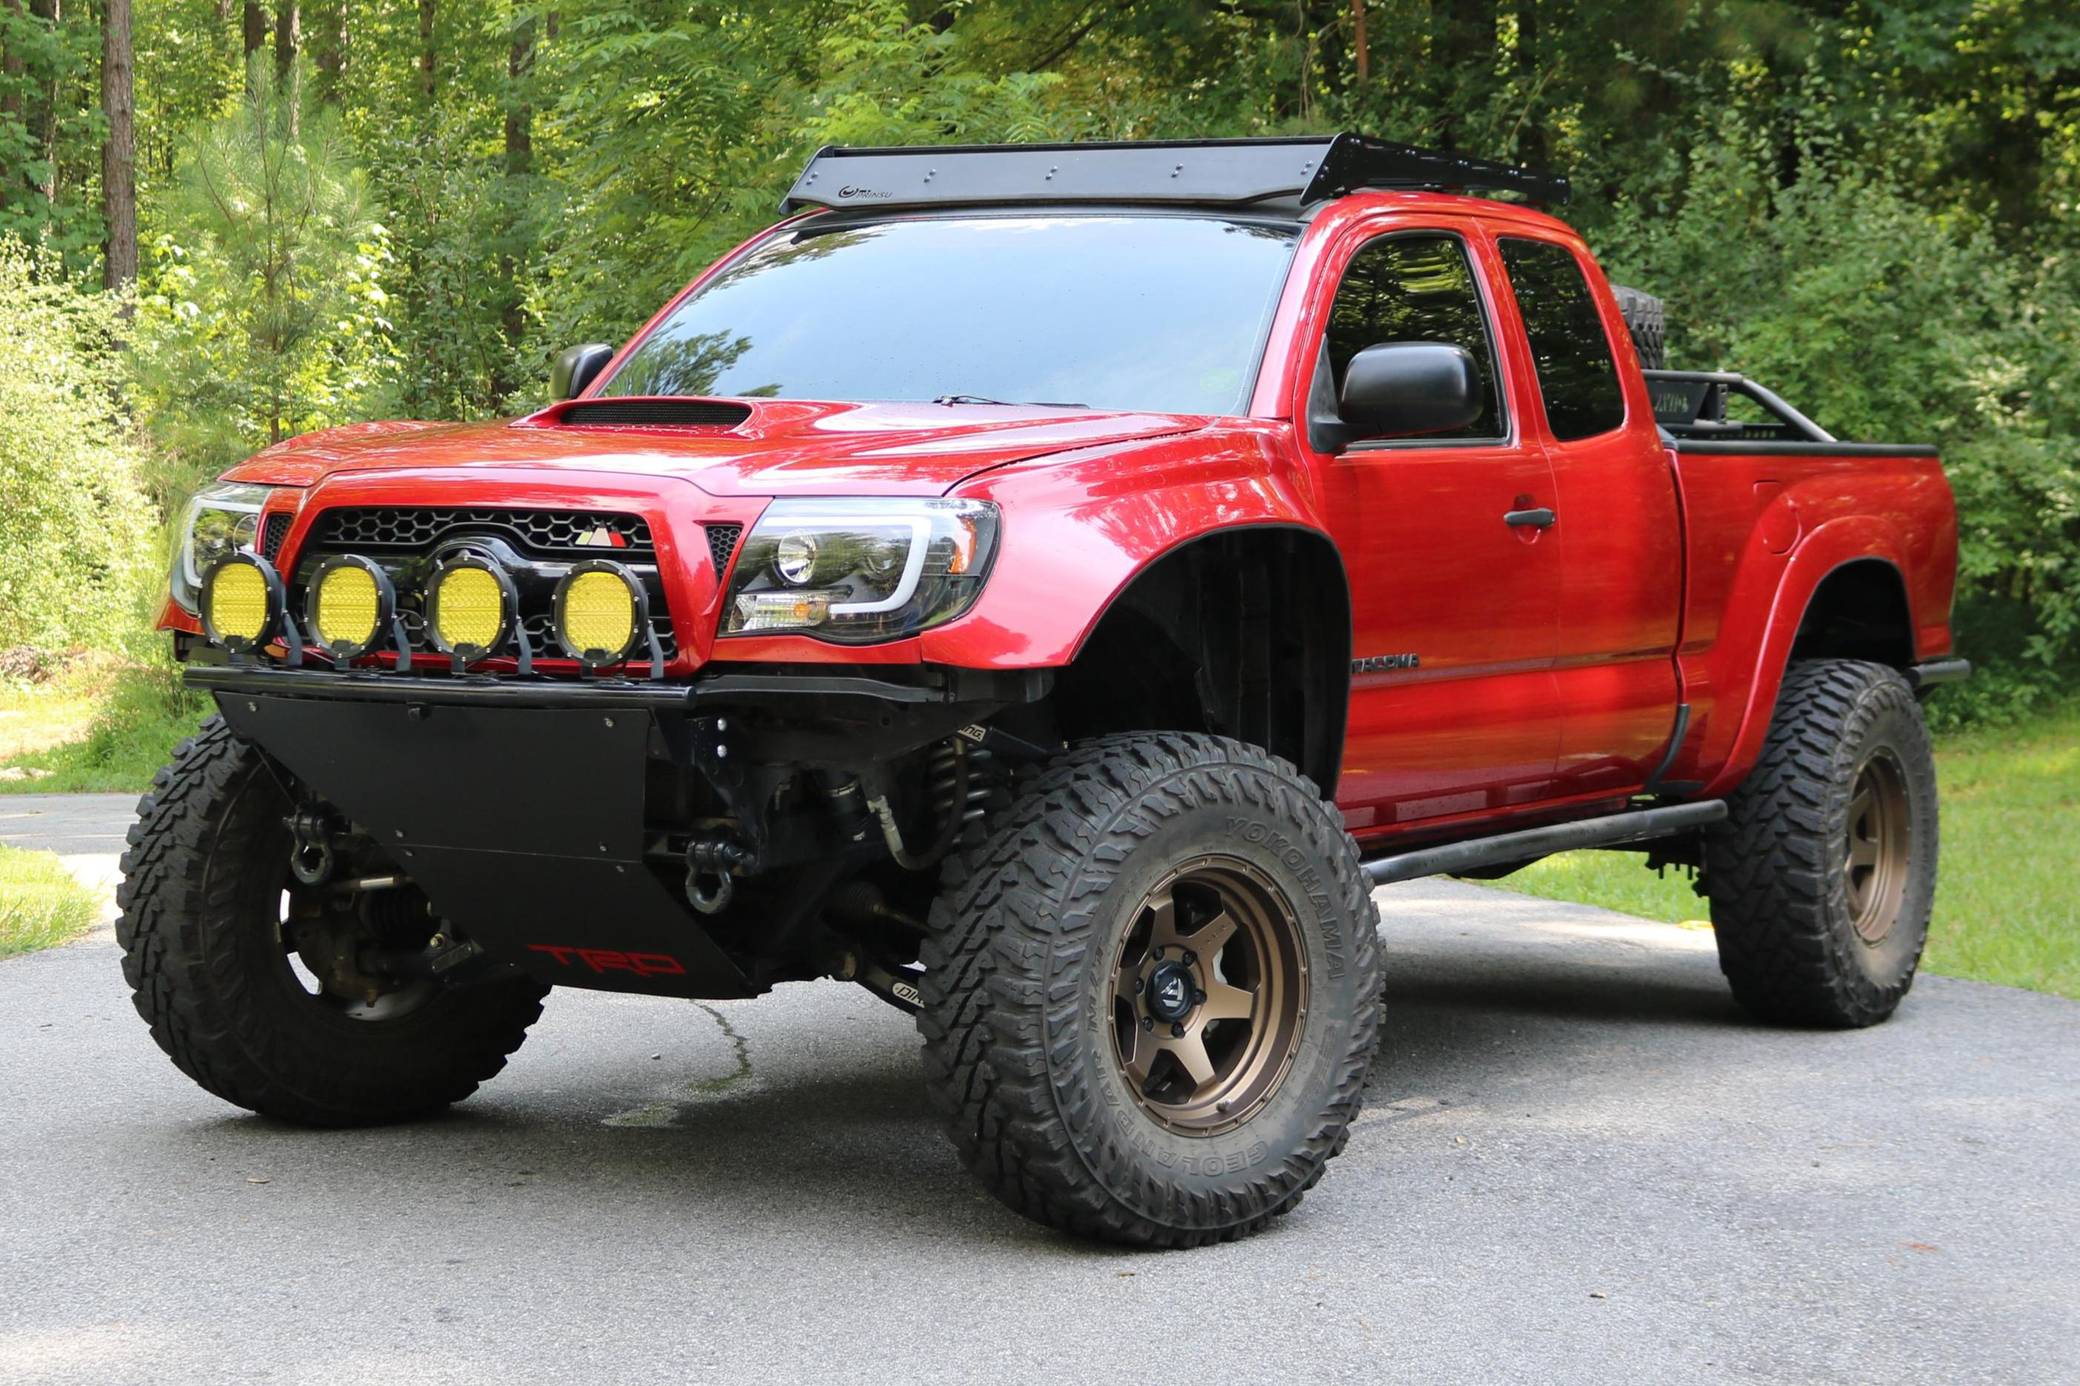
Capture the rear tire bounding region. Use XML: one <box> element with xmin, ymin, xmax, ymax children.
<box><xmin>1704</xmin><ymin>661</ymin><xmax>1937</xmax><ymax>1027</ymax></box>
<box><xmin>919</xmin><ymin>733</ymin><xmax>1383</xmax><ymax>1246</ymax></box>
<box><xmin>116</xmin><ymin>717</ymin><xmax>548</xmax><ymax>1125</ymax></box>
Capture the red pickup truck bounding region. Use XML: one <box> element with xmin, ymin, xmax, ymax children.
<box><xmin>123</xmin><ymin>135</ymin><xmax>1963</xmax><ymax>1247</ymax></box>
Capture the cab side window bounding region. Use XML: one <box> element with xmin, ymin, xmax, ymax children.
<box><xmin>1324</xmin><ymin>233</ymin><xmax>1503</xmax><ymax>441</ymax></box>
<box><xmin>1497</xmin><ymin>237</ymin><xmax>1626</xmax><ymax>441</ymax></box>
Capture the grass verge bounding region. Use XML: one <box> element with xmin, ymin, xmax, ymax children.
<box><xmin>0</xmin><ymin>844</ymin><xmax>101</xmax><ymax>958</ymax></box>
<box><xmin>1500</xmin><ymin>701</ymin><xmax>2080</xmax><ymax>999</ymax></box>
<box><xmin>0</xmin><ymin>659</ymin><xmax>207</xmax><ymax>793</ymax></box>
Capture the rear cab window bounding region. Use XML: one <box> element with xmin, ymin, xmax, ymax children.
<box><xmin>1496</xmin><ymin>237</ymin><xmax>1626</xmax><ymax>441</ymax></box>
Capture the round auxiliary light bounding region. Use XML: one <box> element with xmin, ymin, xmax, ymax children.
<box><xmin>425</xmin><ymin>558</ymin><xmax>515</xmax><ymax>662</ymax></box>
<box><xmin>201</xmin><ymin>553</ymin><xmax>283</xmax><ymax>653</ymax></box>
<box><xmin>305</xmin><ymin>555</ymin><xmax>396</xmax><ymax>661</ymax></box>
<box><xmin>553</xmin><ymin>560</ymin><xmax>648</xmax><ymax>669</ymax></box>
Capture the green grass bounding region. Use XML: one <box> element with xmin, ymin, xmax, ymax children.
<box><xmin>1501</xmin><ymin>702</ymin><xmax>2080</xmax><ymax>999</ymax></box>
<box><xmin>0</xmin><ymin>660</ymin><xmax>208</xmax><ymax>793</ymax></box>
<box><xmin>0</xmin><ymin>843</ymin><xmax>101</xmax><ymax>958</ymax></box>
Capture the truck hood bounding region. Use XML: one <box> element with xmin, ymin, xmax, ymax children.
<box><xmin>221</xmin><ymin>399</ymin><xmax>1206</xmax><ymax>498</ymax></box>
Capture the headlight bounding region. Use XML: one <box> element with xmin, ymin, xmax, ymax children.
<box><xmin>171</xmin><ymin>481</ymin><xmax>275</xmax><ymax>613</ymax></box>
<box><xmin>722</xmin><ymin>499</ymin><xmax>999</xmax><ymax>643</ymax></box>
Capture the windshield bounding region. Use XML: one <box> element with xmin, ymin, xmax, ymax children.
<box><xmin>600</xmin><ymin>214</ymin><xmax>1299</xmax><ymax>415</ymax></box>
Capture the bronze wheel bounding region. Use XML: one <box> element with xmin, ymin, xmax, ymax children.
<box><xmin>1108</xmin><ymin>857</ymin><xmax>1307</xmax><ymax>1136</ymax></box>
<box><xmin>1845</xmin><ymin>751</ymin><xmax>1911</xmax><ymax>945</ymax></box>
<box><xmin>920</xmin><ymin>732</ymin><xmax>1383</xmax><ymax>1247</ymax></box>
<box><xmin>1705</xmin><ymin>660</ymin><xmax>1938</xmax><ymax>1028</ymax></box>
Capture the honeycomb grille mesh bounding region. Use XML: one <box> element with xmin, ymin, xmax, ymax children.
<box><xmin>297</xmin><ymin>506</ymin><xmax>678</xmax><ymax>665</ymax></box>
<box><xmin>312</xmin><ymin>508</ymin><xmax>654</xmax><ymax>558</ymax></box>
<box><xmin>260</xmin><ymin>512</ymin><xmax>293</xmax><ymax>562</ymax></box>
<box><xmin>705</xmin><ymin>524</ymin><xmax>743</xmax><ymax>577</ymax></box>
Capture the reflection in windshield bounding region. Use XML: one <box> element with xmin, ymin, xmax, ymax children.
<box><xmin>601</xmin><ymin>215</ymin><xmax>1299</xmax><ymax>415</ymax></box>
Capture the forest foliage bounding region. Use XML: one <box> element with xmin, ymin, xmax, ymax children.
<box><xmin>0</xmin><ymin>0</ymin><xmax>2075</xmax><ymax>723</ymax></box>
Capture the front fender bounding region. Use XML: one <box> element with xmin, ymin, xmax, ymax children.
<box><xmin>922</xmin><ymin>426</ymin><xmax>1328</xmax><ymax>668</ymax></box>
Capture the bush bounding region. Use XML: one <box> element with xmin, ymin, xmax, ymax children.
<box><xmin>0</xmin><ymin>239</ymin><xmax>158</xmax><ymax>653</ymax></box>
<box><xmin>1601</xmin><ymin>148</ymin><xmax>2080</xmax><ymax>727</ymax></box>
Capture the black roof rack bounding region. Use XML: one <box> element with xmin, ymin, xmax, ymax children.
<box><xmin>780</xmin><ymin>133</ymin><xmax>1569</xmax><ymax>215</ymax></box>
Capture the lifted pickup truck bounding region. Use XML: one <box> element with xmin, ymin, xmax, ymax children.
<box><xmin>124</xmin><ymin>135</ymin><xmax>1963</xmax><ymax>1247</ymax></box>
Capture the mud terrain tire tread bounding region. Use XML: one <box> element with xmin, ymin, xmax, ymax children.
<box><xmin>918</xmin><ymin>732</ymin><xmax>1382</xmax><ymax>1247</ymax></box>
<box><xmin>116</xmin><ymin>716</ymin><xmax>547</xmax><ymax>1125</ymax></box>
<box><xmin>1703</xmin><ymin>660</ymin><xmax>1937</xmax><ymax>1028</ymax></box>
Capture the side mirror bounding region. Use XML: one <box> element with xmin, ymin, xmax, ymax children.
<box><xmin>551</xmin><ymin>343</ymin><xmax>616</xmax><ymax>401</ymax></box>
<box><xmin>1336</xmin><ymin>342</ymin><xmax>1483</xmax><ymax>442</ymax></box>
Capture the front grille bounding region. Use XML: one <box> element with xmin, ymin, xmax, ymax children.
<box><xmin>705</xmin><ymin>524</ymin><xmax>743</xmax><ymax>577</ymax></box>
<box><xmin>312</xmin><ymin>507</ymin><xmax>655</xmax><ymax>559</ymax></box>
<box><xmin>295</xmin><ymin>505</ymin><xmax>678</xmax><ymax>667</ymax></box>
<box><xmin>260</xmin><ymin>512</ymin><xmax>293</xmax><ymax>562</ymax></box>
<box><xmin>561</xmin><ymin>399</ymin><xmax>752</xmax><ymax>428</ymax></box>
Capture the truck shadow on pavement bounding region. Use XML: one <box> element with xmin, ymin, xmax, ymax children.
<box><xmin>149</xmin><ymin>917</ymin><xmax>1774</xmax><ymax>1247</ymax></box>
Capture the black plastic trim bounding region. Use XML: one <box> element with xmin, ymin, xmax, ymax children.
<box><xmin>1641</xmin><ymin>702</ymin><xmax>1691</xmax><ymax>794</ymax></box>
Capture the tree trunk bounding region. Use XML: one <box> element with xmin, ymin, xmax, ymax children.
<box><xmin>493</xmin><ymin>16</ymin><xmax>534</xmax><ymax>401</ymax></box>
<box><xmin>3</xmin><ymin>0</ymin><xmax>24</xmax><ymax>197</ymax></box>
<box><xmin>274</xmin><ymin>1</ymin><xmax>298</xmax><ymax>134</ymax></box>
<box><xmin>28</xmin><ymin>0</ymin><xmax>54</xmax><ymax>205</ymax></box>
<box><xmin>100</xmin><ymin>0</ymin><xmax>135</xmax><ymax>298</ymax></box>
<box><xmin>1351</xmin><ymin>0</ymin><xmax>1368</xmax><ymax>84</ymax></box>
<box><xmin>418</xmin><ymin>0</ymin><xmax>434</xmax><ymax>101</ymax></box>
<box><xmin>241</xmin><ymin>1</ymin><xmax>265</xmax><ymax>59</ymax></box>
<box><xmin>311</xmin><ymin>0</ymin><xmax>344</xmax><ymax>103</ymax></box>
<box><xmin>504</xmin><ymin>17</ymin><xmax>531</xmax><ymax>176</ymax></box>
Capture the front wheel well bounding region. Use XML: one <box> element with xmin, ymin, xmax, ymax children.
<box><xmin>1043</xmin><ymin>528</ymin><xmax>1351</xmax><ymax>795</ymax></box>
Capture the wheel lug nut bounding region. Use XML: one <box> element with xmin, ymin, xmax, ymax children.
<box><xmin>1170</xmin><ymin>1022</ymin><xmax>1186</xmax><ymax>1038</ymax></box>
<box><xmin>1141</xmin><ymin>1016</ymin><xmax>1154</xmax><ymax>1032</ymax></box>
<box><xmin>1191</xmin><ymin>989</ymin><xmax>1205</xmax><ymax>1005</ymax></box>
<box><xmin>1182</xmin><ymin>950</ymin><xmax>1196</xmax><ymax>966</ymax></box>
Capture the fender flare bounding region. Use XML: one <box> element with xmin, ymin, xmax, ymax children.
<box><xmin>1699</xmin><ymin>517</ymin><xmax>1914</xmax><ymax>798</ymax></box>
<box><xmin>1064</xmin><ymin>520</ymin><xmax>1352</xmax><ymax>665</ymax></box>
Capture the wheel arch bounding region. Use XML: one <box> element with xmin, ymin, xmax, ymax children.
<box><xmin>1701</xmin><ymin>536</ymin><xmax>1919</xmax><ymax>799</ymax></box>
<box><xmin>1051</xmin><ymin>523</ymin><xmax>1352</xmax><ymax>796</ymax></box>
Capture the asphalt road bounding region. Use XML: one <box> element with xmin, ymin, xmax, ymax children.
<box><xmin>3</xmin><ymin>795</ymin><xmax>2076</xmax><ymax>1385</ymax></box>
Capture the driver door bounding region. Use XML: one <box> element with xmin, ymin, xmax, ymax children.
<box><xmin>1303</xmin><ymin>225</ymin><xmax>1565</xmax><ymax>833</ymax></box>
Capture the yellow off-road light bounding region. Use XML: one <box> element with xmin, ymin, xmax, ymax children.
<box><xmin>305</xmin><ymin>555</ymin><xmax>395</xmax><ymax>661</ymax></box>
<box><xmin>200</xmin><ymin>553</ymin><xmax>282</xmax><ymax>653</ymax></box>
<box><xmin>426</xmin><ymin>559</ymin><xmax>514</xmax><ymax>661</ymax></box>
<box><xmin>553</xmin><ymin>560</ymin><xmax>647</xmax><ymax>669</ymax></box>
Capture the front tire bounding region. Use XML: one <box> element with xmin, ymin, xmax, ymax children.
<box><xmin>1704</xmin><ymin>660</ymin><xmax>1938</xmax><ymax>1027</ymax></box>
<box><xmin>919</xmin><ymin>733</ymin><xmax>1383</xmax><ymax>1246</ymax></box>
<box><xmin>116</xmin><ymin>718</ymin><xmax>548</xmax><ymax>1125</ymax></box>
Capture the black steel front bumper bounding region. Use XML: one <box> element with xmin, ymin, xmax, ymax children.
<box><xmin>188</xmin><ymin>663</ymin><xmax>1046</xmax><ymax>997</ymax></box>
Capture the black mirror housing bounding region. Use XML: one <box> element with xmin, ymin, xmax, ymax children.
<box><xmin>551</xmin><ymin>343</ymin><xmax>616</xmax><ymax>401</ymax></box>
<box><xmin>1336</xmin><ymin>342</ymin><xmax>1483</xmax><ymax>442</ymax></box>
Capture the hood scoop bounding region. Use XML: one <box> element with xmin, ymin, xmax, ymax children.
<box><xmin>557</xmin><ymin>398</ymin><xmax>753</xmax><ymax>429</ymax></box>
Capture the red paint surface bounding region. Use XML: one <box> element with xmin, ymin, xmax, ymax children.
<box><xmin>168</xmin><ymin>190</ymin><xmax>1959</xmax><ymax>843</ymax></box>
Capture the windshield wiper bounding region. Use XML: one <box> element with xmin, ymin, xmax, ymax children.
<box><xmin>930</xmin><ymin>393</ymin><xmax>1087</xmax><ymax>408</ymax></box>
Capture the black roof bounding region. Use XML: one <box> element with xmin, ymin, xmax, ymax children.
<box><xmin>780</xmin><ymin>134</ymin><xmax>1568</xmax><ymax>215</ymax></box>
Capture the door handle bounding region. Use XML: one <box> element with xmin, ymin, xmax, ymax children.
<box><xmin>1504</xmin><ymin>507</ymin><xmax>1557</xmax><ymax>529</ymax></box>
